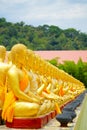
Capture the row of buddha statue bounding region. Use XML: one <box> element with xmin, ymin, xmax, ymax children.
<box><xmin>0</xmin><ymin>44</ymin><xmax>85</xmax><ymax>123</ymax></box>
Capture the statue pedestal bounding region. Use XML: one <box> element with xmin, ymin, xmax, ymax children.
<box><xmin>6</xmin><ymin>92</ymin><xmax>86</xmax><ymax>129</ymax></box>
<box><xmin>6</xmin><ymin>111</ymin><xmax>56</xmax><ymax>129</ymax></box>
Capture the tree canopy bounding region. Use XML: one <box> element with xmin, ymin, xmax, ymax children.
<box><xmin>49</xmin><ymin>58</ymin><xmax>87</xmax><ymax>87</ymax></box>
<box><xmin>0</xmin><ymin>17</ymin><xmax>87</xmax><ymax>50</ymax></box>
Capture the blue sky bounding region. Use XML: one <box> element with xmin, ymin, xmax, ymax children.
<box><xmin>0</xmin><ymin>0</ymin><xmax>87</xmax><ymax>33</ymax></box>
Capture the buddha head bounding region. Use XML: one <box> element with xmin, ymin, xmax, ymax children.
<box><xmin>26</xmin><ymin>49</ymin><xmax>34</xmax><ymax>70</ymax></box>
<box><xmin>10</xmin><ymin>43</ymin><xmax>27</xmax><ymax>68</ymax></box>
<box><xmin>0</xmin><ymin>45</ymin><xmax>6</xmax><ymax>62</ymax></box>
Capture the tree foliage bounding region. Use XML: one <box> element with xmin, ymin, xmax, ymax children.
<box><xmin>0</xmin><ymin>18</ymin><xmax>87</xmax><ymax>50</ymax></box>
<box><xmin>49</xmin><ymin>58</ymin><xmax>87</xmax><ymax>88</ymax></box>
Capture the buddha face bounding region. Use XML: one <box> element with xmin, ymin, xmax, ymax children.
<box><xmin>10</xmin><ymin>43</ymin><xmax>27</xmax><ymax>68</ymax></box>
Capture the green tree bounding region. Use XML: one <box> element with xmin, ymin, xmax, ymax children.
<box><xmin>0</xmin><ymin>17</ymin><xmax>87</xmax><ymax>50</ymax></box>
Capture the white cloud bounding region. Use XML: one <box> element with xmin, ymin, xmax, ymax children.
<box><xmin>0</xmin><ymin>0</ymin><xmax>28</xmax><ymax>4</ymax></box>
<box><xmin>0</xmin><ymin>0</ymin><xmax>87</xmax><ymax>33</ymax></box>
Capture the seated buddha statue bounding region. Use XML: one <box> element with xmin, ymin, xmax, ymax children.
<box><xmin>1</xmin><ymin>44</ymin><xmax>41</xmax><ymax>122</ymax></box>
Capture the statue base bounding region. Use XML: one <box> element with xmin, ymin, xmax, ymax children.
<box><xmin>6</xmin><ymin>111</ymin><xmax>56</xmax><ymax>129</ymax></box>
<box><xmin>6</xmin><ymin>92</ymin><xmax>86</xmax><ymax>129</ymax></box>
